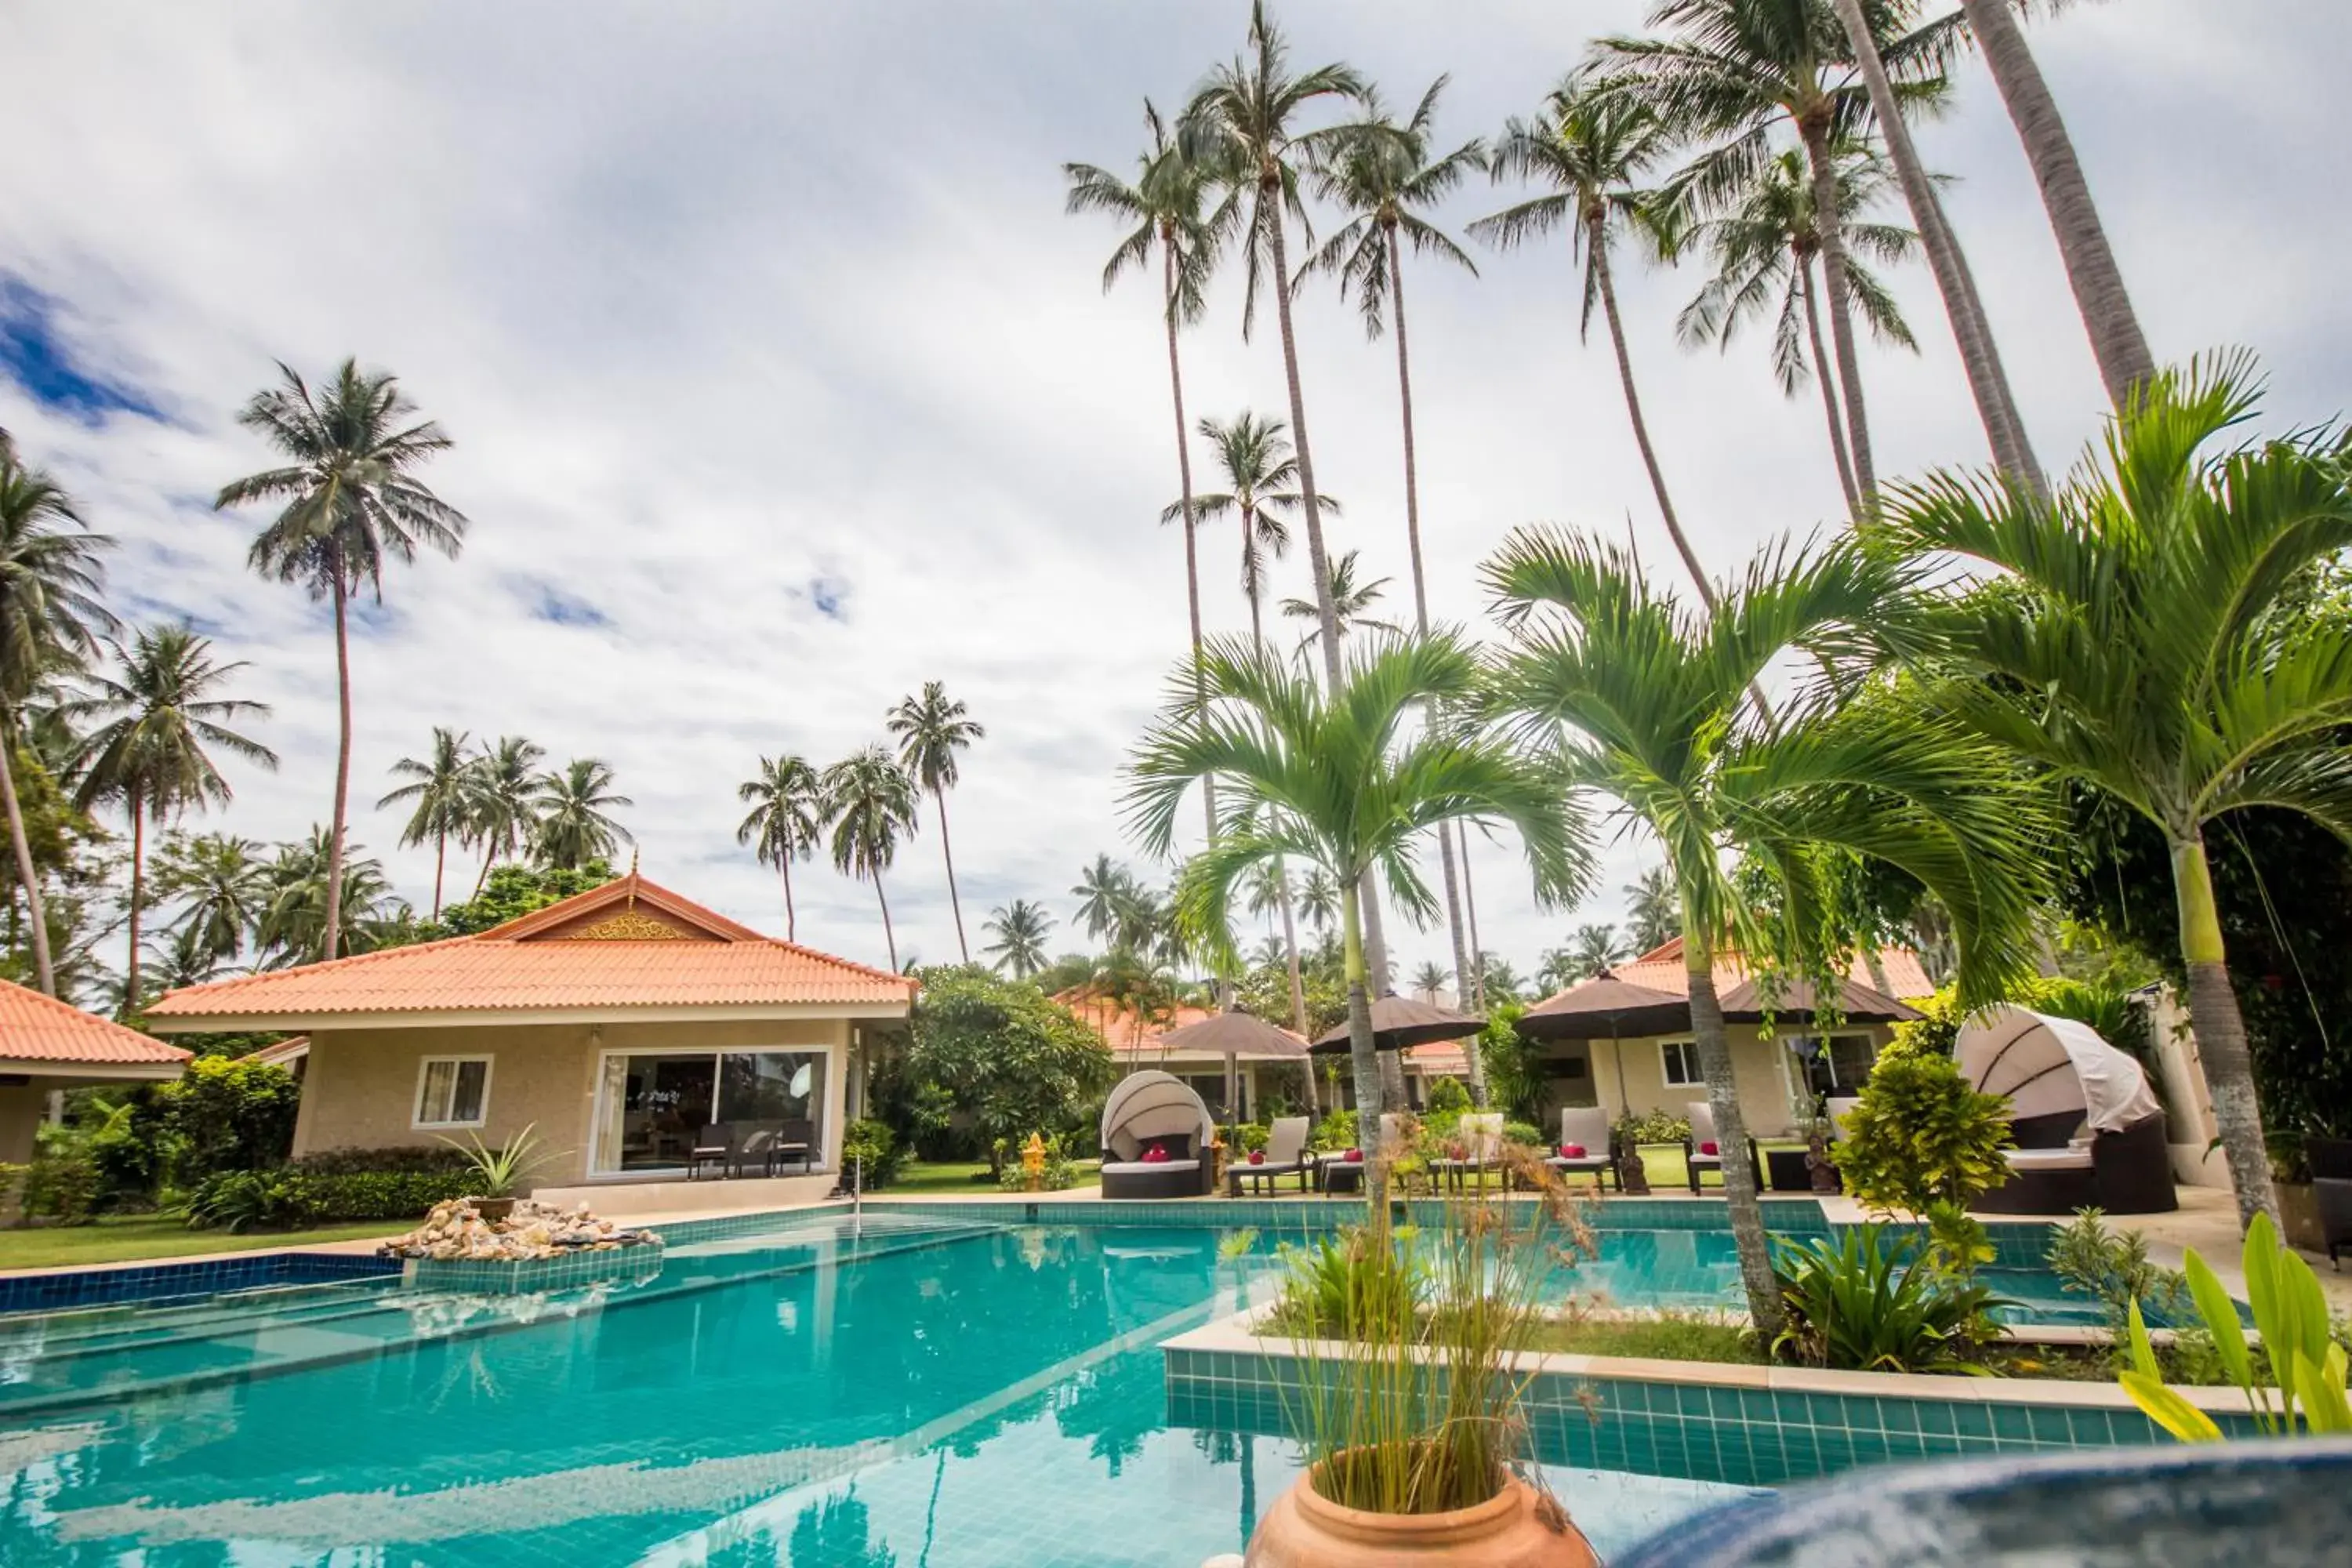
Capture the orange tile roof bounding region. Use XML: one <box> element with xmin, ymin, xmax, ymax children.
<box><xmin>0</xmin><ymin>980</ymin><xmax>191</xmax><ymax>1068</ymax></box>
<box><xmin>144</xmin><ymin>875</ymin><xmax>916</xmax><ymax>1025</ymax></box>
<box><xmin>1054</xmin><ymin>989</ymin><xmax>1219</xmax><ymax>1054</ymax></box>
<box><xmin>1559</xmin><ymin>939</ymin><xmax>1933</xmax><ymax>1009</ymax></box>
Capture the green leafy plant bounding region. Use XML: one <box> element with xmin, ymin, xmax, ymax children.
<box><xmin>2119</xmin><ymin>1212</ymin><xmax>2352</xmax><ymax>1439</ymax></box>
<box><xmin>2048</xmin><ymin>1207</ymin><xmax>2187</xmax><ymax>1333</ymax></box>
<box><xmin>1272</xmin><ymin>1229</ymin><xmax>1432</xmax><ymax>1341</ymax></box>
<box><xmin>1772</xmin><ymin>1225</ymin><xmax>2012</xmax><ymax>1374</ymax></box>
<box><xmin>436</xmin><ymin>1123</ymin><xmax>554</xmax><ymax>1199</ymax></box>
<box><xmin>1423</xmin><ymin>1077</ymin><xmax>1471</xmax><ymax>1116</ymax></box>
<box><xmin>1503</xmin><ymin>1120</ymin><xmax>1542</xmax><ymax>1149</ymax></box>
<box><xmin>182</xmin><ymin>1166</ymin><xmax>475</xmax><ymax>1230</ymax></box>
<box><xmin>1830</xmin><ymin>1052</ymin><xmax>2014</xmax><ymax>1215</ymax></box>
<box><xmin>1613</xmin><ymin>1109</ymin><xmax>1690</xmax><ymax>1146</ymax></box>
<box><xmin>1231</xmin><ymin>1121</ymin><xmax>1271</xmax><ymax>1154</ymax></box>
<box><xmin>1309</xmin><ymin>1108</ymin><xmax>1361</xmax><ymax>1153</ymax></box>
<box><xmin>839</xmin><ymin>1119</ymin><xmax>904</xmax><ymax>1188</ymax></box>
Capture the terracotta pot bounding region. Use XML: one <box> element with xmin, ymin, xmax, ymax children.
<box><xmin>1247</xmin><ymin>1468</ymin><xmax>1595</xmax><ymax>1567</ymax></box>
<box><xmin>472</xmin><ymin>1196</ymin><xmax>517</xmax><ymax>1224</ymax></box>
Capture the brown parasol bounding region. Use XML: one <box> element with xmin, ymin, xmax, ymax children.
<box><xmin>1514</xmin><ymin>974</ymin><xmax>1694</xmax><ymax>1118</ymax></box>
<box><xmin>1310</xmin><ymin>993</ymin><xmax>1486</xmax><ymax>1055</ymax></box>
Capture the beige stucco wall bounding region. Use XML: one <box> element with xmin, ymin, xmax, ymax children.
<box><xmin>0</xmin><ymin>1083</ymin><xmax>45</xmax><ymax>1166</ymax></box>
<box><xmin>1565</xmin><ymin>1024</ymin><xmax>1892</xmax><ymax>1138</ymax></box>
<box><xmin>293</xmin><ymin>1015</ymin><xmax>854</xmax><ymax>1187</ymax></box>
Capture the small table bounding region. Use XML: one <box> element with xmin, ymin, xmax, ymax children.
<box><xmin>1765</xmin><ymin>1147</ymin><xmax>1824</xmax><ymax>1192</ymax></box>
<box><xmin>1318</xmin><ymin>1161</ymin><xmax>1365</xmax><ymax>1196</ymax></box>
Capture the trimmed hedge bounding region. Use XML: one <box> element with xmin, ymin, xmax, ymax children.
<box><xmin>183</xmin><ymin>1167</ymin><xmax>477</xmax><ymax>1232</ymax></box>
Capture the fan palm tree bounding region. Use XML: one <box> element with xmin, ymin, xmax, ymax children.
<box><xmin>736</xmin><ymin>753</ymin><xmax>825</xmax><ymax>942</ymax></box>
<box><xmin>1674</xmin><ymin>143</ymin><xmax>1919</xmax><ymax>513</ymax></box>
<box><xmin>887</xmin><ymin>682</ymin><xmax>985</xmax><ymax>962</ymax></box>
<box><xmin>531</xmin><ymin>757</ymin><xmax>632</xmax><ymax>871</ymax></box>
<box><xmin>257</xmin><ymin>827</ymin><xmax>401</xmax><ymax>967</ymax></box>
<box><xmin>983</xmin><ymin>898</ymin><xmax>1055</xmax><ymax>979</ymax></box>
<box><xmin>150</xmin><ymin>831</ymin><xmax>270</xmax><ymax>973</ymax></box>
<box><xmin>822</xmin><ymin>746</ymin><xmax>920</xmax><ymax>972</ymax></box>
<box><xmin>1180</xmin><ymin>2</ymin><xmax>1362</xmax><ymax>685</ymax></box>
<box><xmin>1128</xmin><ymin>631</ymin><xmax>1589</xmax><ymax>1179</ymax></box>
<box><xmin>1953</xmin><ymin>0</ymin><xmax>2151</xmax><ymax>406</ymax></box>
<box><xmin>1166</xmin><ymin>412</ymin><xmax>1341</xmax><ymax>647</ymax></box>
<box><xmin>1066</xmin><ymin>100</ymin><xmax>1232</xmax><ymax>844</ymax></box>
<box><xmin>1474</xmin><ymin>79</ymin><xmax>1716</xmax><ymax>597</ymax></box>
<box><xmin>1592</xmin><ymin>0</ymin><xmax>1965</xmax><ymax>510</ymax></box>
<box><xmin>378</xmin><ymin>726</ymin><xmax>470</xmax><ymax>920</ymax></box>
<box><xmin>0</xmin><ymin>451</ymin><xmax>111</xmax><ymax>995</ymax></box>
<box><xmin>1485</xmin><ymin>527</ymin><xmax>2047</xmax><ymax>1329</ymax></box>
<box><xmin>65</xmin><ymin>624</ymin><xmax>277</xmax><ymax>1011</ymax></box>
<box><xmin>1876</xmin><ymin>353</ymin><xmax>2352</xmax><ymax>1232</ymax></box>
<box><xmin>215</xmin><ymin>358</ymin><xmax>468</xmax><ymax>960</ymax></box>
<box><xmin>463</xmin><ymin>735</ymin><xmax>543</xmax><ymax>895</ymax></box>
<box><xmin>1625</xmin><ymin>865</ymin><xmax>1680</xmax><ymax>951</ymax></box>
<box><xmin>1072</xmin><ymin>853</ymin><xmax>1134</xmax><ymax>946</ymax></box>
<box><xmin>1281</xmin><ymin>550</ymin><xmax>1399</xmax><ymax>654</ymax></box>
<box><xmin>1820</xmin><ymin>0</ymin><xmax>2040</xmax><ymax>492</ymax></box>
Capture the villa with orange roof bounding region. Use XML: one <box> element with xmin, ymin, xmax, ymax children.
<box><xmin>143</xmin><ymin>875</ymin><xmax>916</xmax><ymax>1206</ymax></box>
<box><xmin>0</xmin><ymin>978</ymin><xmax>190</xmax><ymax>1164</ymax></box>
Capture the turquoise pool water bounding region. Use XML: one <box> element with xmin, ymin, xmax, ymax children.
<box><xmin>0</xmin><ymin>1214</ymin><xmax>1748</xmax><ymax>1565</ymax></box>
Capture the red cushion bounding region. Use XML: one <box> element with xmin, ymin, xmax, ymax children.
<box><xmin>1345</xmin><ymin>1148</ymin><xmax>1365</xmax><ymax>1163</ymax></box>
<box><xmin>1700</xmin><ymin>1141</ymin><xmax>1719</xmax><ymax>1156</ymax></box>
<box><xmin>1141</xmin><ymin>1143</ymin><xmax>1169</xmax><ymax>1164</ymax></box>
<box><xmin>1559</xmin><ymin>1144</ymin><xmax>1586</xmax><ymax>1160</ymax></box>
<box><xmin>1248</xmin><ymin>1150</ymin><xmax>1265</xmax><ymax>1165</ymax></box>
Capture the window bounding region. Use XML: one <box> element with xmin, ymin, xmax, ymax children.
<box><xmin>1660</xmin><ymin>1040</ymin><xmax>1702</xmax><ymax>1087</ymax></box>
<box><xmin>1798</xmin><ymin>1033</ymin><xmax>1878</xmax><ymax>1095</ymax></box>
<box><xmin>415</xmin><ymin>1056</ymin><xmax>492</xmax><ymax>1128</ymax></box>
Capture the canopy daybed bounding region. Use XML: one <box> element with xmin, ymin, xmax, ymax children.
<box><xmin>1958</xmin><ymin>1007</ymin><xmax>2176</xmax><ymax>1216</ymax></box>
<box><xmin>1098</xmin><ymin>1070</ymin><xmax>1217</xmax><ymax>1200</ymax></box>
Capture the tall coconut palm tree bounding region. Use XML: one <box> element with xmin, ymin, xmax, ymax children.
<box><xmin>66</xmin><ymin>624</ymin><xmax>277</xmax><ymax>1011</ymax></box>
<box><xmin>1129</xmin><ymin>632</ymin><xmax>1588</xmax><ymax>1184</ymax></box>
<box><xmin>0</xmin><ymin>452</ymin><xmax>112</xmax><ymax>995</ymax></box>
<box><xmin>463</xmin><ymin>735</ymin><xmax>543</xmax><ymax>895</ymax></box>
<box><xmin>1821</xmin><ymin>0</ymin><xmax>2041</xmax><ymax>492</ymax></box>
<box><xmin>822</xmin><ymin>745</ymin><xmax>920</xmax><ymax>972</ymax></box>
<box><xmin>1166</xmin><ymin>412</ymin><xmax>1341</xmax><ymax>647</ymax></box>
<box><xmin>1301</xmin><ymin>77</ymin><xmax>1490</xmax><ymax>1092</ymax></box>
<box><xmin>1674</xmin><ymin>143</ymin><xmax>1919</xmax><ymax>512</ymax></box>
<box><xmin>1485</xmin><ymin>526</ymin><xmax>2048</xmax><ymax>1329</ymax></box>
<box><xmin>378</xmin><ymin>726</ymin><xmax>470</xmax><ymax>920</ymax></box>
<box><xmin>1280</xmin><ymin>550</ymin><xmax>1399</xmax><ymax>653</ymax></box>
<box><xmin>1181</xmin><ymin>2</ymin><xmax>1363</xmax><ymax>687</ymax></box>
<box><xmin>216</xmin><ymin>358</ymin><xmax>468</xmax><ymax>960</ymax></box>
<box><xmin>886</xmin><ymin>681</ymin><xmax>985</xmax><ymax>963</ymax></box>
<box><xmin>531</xmin><ymin>758</ymin><xmax>632</xmax><ymax>871</ymax></box>
<box><xmin>736</xmin><ymin>753</ymin><xmax>824</xmax><ymax>942</ymax></box>
<box><xmin>257</xmin><ymin>826</ymin><xmax>401</xmax><ymax>967</ymax></box>
<box><xmin>1952</xmin><ymin>0</ymin><xmax>2151</xmax><ymax>407</ymax></box>
<box><xmin>1066</xmin><ymin>100</ymin><xmax>1231</xmax><ymax>843</ymax></box>
<box><xmin>1570</xmin><ymin>921</ymin><xmax>1632</xmax><ymax>978</ymax></box>
<box><xmin>150</xmin><ymin>831</ymin><xmax>270</xmax><ymax>973</ymax></box>
<box><xmin>1296</xmin><ymin>866</ymin><xmax>1339</xmax><ymax>933</ymax></box>
<box><xmin>983</xmin><ymin>898</ymin><xmax>1056</xmax><ymax>979</ymax></box>
<box><xmin>1410</xmin><ymin>959</ymin><xmax>1452</xmax><ymax>998</ymax></box>
<box><xmin>1073</xmin><ymin>853</ymin><xmax>1134</xmax><ymax>946</ymax></box>
<box><xmin>1626</xmin><ymin>865</ymin><xmax>1680</xmax><ymax>951</ymax></box>
<box><xmin>1876</xmin><ymin>353</ymin><xmax>2352</xmax><ymax>1232</ymax></box>
<box><xmin>1592</xmin><ymin>0</ymin><xmax>1965</xmax><ymax>510</ymax></box>
<box><xmin>1474</xmin><ymin>80</ymin><xmax>1716</xmax><ymax>598</ymax></box>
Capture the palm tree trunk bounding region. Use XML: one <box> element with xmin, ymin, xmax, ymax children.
<box><xmin>1459</xmin><ymin>822</ymin><xmax>1486</xmax><ymax>1011</ymax></box>
<box><xmin>782</xmin><ymin>856</ymin><xmax>798</xmax><ymax>944</ymax></box>
<box><xmin>1340</xmin><ymin>877</ymin><xmax>1385</xmax><ymax>1205</ymax></box>
<box><xmin>1958</xmin><ymin>0</ymin><xmax>2154</xmax><ymax>407</ymax></box>
<box><xmin>1798</xmin><ymin>116</ymin><xmax>1878</xmax><ymax>512</ymax></box>
<box><xmin>934</xmin><ymin>790</ymin><xmax>967</xmax><ymax>963</ymax></box>
<box><xmin>1275</xmin><ymin>857</ymin><xmax>1315</xmax><ymax>1117</ymax></box>
<box><xmin>874</xmin><ymin>869</ymin><xmax>898</xmax><ymax>974</ymax></box>
<box><xmin>2170</xmin><ymin>832</ymin><xmax>2280</xmax><ymax>1232</ymax></box>
<box><xmin>1798</xmin><ymin>256</ymin><xmax>1862</xmax><ymax>514</ymax></box>
<box><xmin>1592</xmin><ymin>216</ymin><xmax>1715</xmax><ymax>602</ymax></box>
<box><xmin>430</xmin><ymin>829</ymin><xmax>446</xmax><ymax>922</ymax></box>
<box><xmin>1686</xmin><ymin>933</ymin><xmax>1784</xmax><ymax>1333</ymax></box>
<box><xmin>1388</xmin><ymin>224</ymin><xmax>1486</xmax><ymax>1111</ymax></box>
<box><xmin>1165</xmin><ymin>243</ymin><xmax>1218</xmax><ymax>851</ymax></box>
<box><xmin>1827</xmin><ymin>0</ymin><xmax>2045</xmax><ymax>496</ymax></box>
<box><xmin>322</xmin><ymin>569</ymin><xmax>352</xmax><ymax>963</ymax></box>
<box><xmin>0</xmin><ymin>721</ymin><xmax>56</xmax><ymax>996</ymax></box>
<box><xmin>123</xmin><ymin>789</ymin><xmax>143</xmax><ymax>1015</ymax></box>
<box><xmin>472</xmin><ymin>843</ymin><xmax>495</xmax><ymax>900</ymax></box>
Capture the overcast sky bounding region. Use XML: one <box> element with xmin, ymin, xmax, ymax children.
<box><xmin>2</xmin><ymin>1</ymin><xmax>2344</xmax><ymax>986</ymax></box>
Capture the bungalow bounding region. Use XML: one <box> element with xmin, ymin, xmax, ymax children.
<box><xmin>142</xmin><ymin>875</ymin><xmax>916</xmax><ymax>1207</ymax></box>
<box><xmin>1515</xmin><ymin>938</ymin><xmax>1933</xmax><ymax>1139</ymax></box>
<box><xmin>0</xmin><ymin>980</ymin><xmax>190</xmax><ymax>1164</ymax></box>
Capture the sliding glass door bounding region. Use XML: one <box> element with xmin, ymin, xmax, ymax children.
<box><xmin>591</xmin><ymin>1049</ymin><xmax>828</xmax><ymax>1175</ymax></box>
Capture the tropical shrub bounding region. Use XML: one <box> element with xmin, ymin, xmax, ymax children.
<box><xmin>1475</xmin><ymin>1001</ymin><xmax>1541</xmax><ymax>1122</ymax></box>
<box><xmin>1309</xmin><ymin>1108</ymin><xmax>1360</xmax><ymax>1152</ymax></box>
<box><xmin>1503</xmin><ymin>1120</ymin><xmax>1542</xmax><ymax>1149</ymax></box>
<box><xmin>151</xmin><ymin>1054</ymin><xmax>302</xmax><ymax>1181</ymax></box>
<box><xmin>21</xmin><ymin>1126</ymin><xmax>101</xmax><ymax>1225</ymax></box>
<box><xmin>1830</xmin><ymin>1053</ymin><xmax>2014</xmax><ymax>1216</ymax></box>
<box><xmin>1772</xmin><ymin>1226</ymin><xmax>2010</xmax><ymax>1374</ymax></box>
<box><xmin>1423</xmin><ymin>1077</ymin><xmax>1470</xmax><ymax>1115</ymax></box>
<box><xmin>436</xmin><ymin>1123</ymin><xmax>554</xmax><ymax>1198</ymax></box>
<box><xmin>2048</xmin><ymin>1207</ymin><xmax>2187</xmax><ymax>1334</ymax></box>
<box><xmin>839</xmin><ymin>1118</ymin><xmax>905</xmax><ymax>1188</ymax></box>
<box><xmin>182</xmin><ymin>1166</ymin><xmax>476</xmax><ymax>1231</ymax></box>
<box><xmin>993</xmin><ymin>1133</ymin><xmax>1078</xmax><ymax>1192</ymax></box>
<box><xmin>1273</xmin><ymin>1228</ymin><xmax>1430</xmax><ymax>1341</ymax></box>
<box><xmin>1880</xmin><ymin>984</ymin><xmax>1966</xmax><ymax>1062</ymax></box>
<box><xmin>1613</xmin><ymin>1109</ymin><xmax>1690</xmax><ymax>1146</ymax></box>
<box><xmin>290</xmin><ymin>1145</ymin><xmax>470</xmax><ymax>1176</ymax></box>
<box><xmin>0</xmin><ymin>1161</ymin><xmax>25</xmax><ymax>1221</ymax></box>
<box><xmin>1231</xmin><ymin>1122</ymin><xmax>1270</xmax><ymax>1154</ymax></box>
<box><xmin>905</xmin><ymin>966</ymin><xmax>1115</xmax><ymax>1173</ymax></box>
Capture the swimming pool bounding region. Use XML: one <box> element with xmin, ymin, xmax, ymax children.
<box><xmin>0</xmin><ymin>1211</ymin><xmax>1751</xmax><ymax>1565</ymax></box>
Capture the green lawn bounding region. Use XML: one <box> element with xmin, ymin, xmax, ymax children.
<box><xmin>880</xmin><ymin>1159</ymin><xmax>1102</xmax><ymax>1196</ymax></box>
<box><xmin>0</xmin><ymin>1214</ymin><xmax>401</xmax><ymax>1272</ymax></box>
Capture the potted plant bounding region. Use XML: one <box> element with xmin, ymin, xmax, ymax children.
<box><xmin>438</xmin><ymin>1123</ymin><xmax>552</xmax><ymax>1223</ymax></box>
<box><xmin>1250</xmin><ymin>1156</ymin><xmax>1599</xmax><ymax>1566</ymax></box>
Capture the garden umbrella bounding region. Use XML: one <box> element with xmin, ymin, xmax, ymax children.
<box><xmin>1308</xmin><ymin>993</ymin><xmax>1485</xmax><ymax>1055</ymax></box>
<box><xmin>1156</xmin><ymin>1008</ymin><xmax>1310</xmax><ymax>1131</ymax></box>
<box><xmin>1515</xmin><ymin>974</ymin><xmax>1694</xmax><ymax>1117</ymax></box>
<box><xmin>1715</xmin><ymin>974</ymin><xmax>1921</xmax><ymax>1025</ymax></box>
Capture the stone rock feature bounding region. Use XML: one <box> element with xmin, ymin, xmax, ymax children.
<box><xmin>378</xmin><ymin>1198</ymin><xmax>658</xmax><ymax>1261</ymax></box>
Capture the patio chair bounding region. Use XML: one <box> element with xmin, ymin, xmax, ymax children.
<box><xmin>1429</xmin><ymin>1112</ymin><xmax>1505</xmax><ymax>1192</ymax></box>
<box><xmin>1682</xmin><ymin>1102</ymin><xmax>1763</xmax><ymax>1194</ymax></box>
<box><xmin>1230</xmin><ymin>1116</ymin><xmax>1313</xmax><ymax>1196</ymax></box>
<box><xmin>769</xmin><ymin>1118</ymin><xmax>816</xmax><ymax>1175</ymax></box>
<box><xmin>1544</xmin><ymin>1106</ymin><xmax>1616</xmax><ymax>1191</ymax></box>
<box><xmin>728</xmin><ymin>1123</ymin><xmax>779</xmax><ymax>1178</ymax></box>
<box><xmin>688</xmin><ymin>1124</ymin><xmax>732</xmax><ymax>1181</ymax></box>
<box><xmin>1098</xmin><ymin>1071</ymin><xmax>1217</xmax><ymax>1199</ymax></box>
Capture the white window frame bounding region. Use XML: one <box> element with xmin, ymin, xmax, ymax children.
<box><xmin>1658</xmin><ymin>1038</ymin><xmax>1703</xmax><ymax>1088</ymax></box>
<box><xmin>412</xmin><ymin>1054</ymin><xmax>495</xmax><ymax>1130</ymax></box>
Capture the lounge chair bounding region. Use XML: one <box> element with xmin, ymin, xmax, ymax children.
<box><xmin>1973</xmin><ymin>1109</ymin><xmax>2175</xmax><ymax>1216</ymax></box>
<box><xmin>1230</xmin><ymin>1116</ymin><xmax>1314</xmax><ymax>1196</ymax></box>
<box><xmin>1682</xmin><ymin>1102</ymin><xmax>1762</xmax><ymax>1194</ymax></box>
<box><xmin>688</xmin><ymin>1124</ymin><xmax>732</xmax><ymax>1180</ymax></box>
<box><xmin>1098</xmin><ymin>1071</ymin><xmax>1217</xmax><ymax>1200</ymax></box>
<box><xmin>1429</xmin><ymin>1112</ymin><xmax>1505</xmax><ymax>1192</ymax></box>
<box><xmin>1544</xmin><ymin>1106</ymin><xmax>1616</xmax><ymax>1190</ymax></box>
